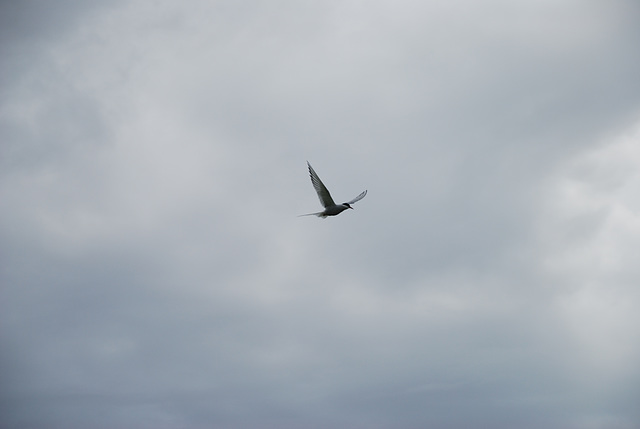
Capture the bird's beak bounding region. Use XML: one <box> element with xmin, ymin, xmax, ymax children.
<box><xmin>349</xmin><ymin>206</ymin><xmax>354</xmax><ymax>209</ymax></box>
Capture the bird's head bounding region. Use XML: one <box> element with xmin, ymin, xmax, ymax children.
<box><xmin>344</xmin><ymin>203</ymin><xmax>353</xmax><ymax>209</ymax></box>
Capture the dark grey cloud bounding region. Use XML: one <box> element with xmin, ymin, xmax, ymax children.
<box><xmin>0</xmin><ymin>0</ymin><xmax>116</xmax><ymax>41</ymax></box>
<box><xmin>2</xmin><ymin>1</ymin><xmax>640</xmax><ymax>428</ymax></box>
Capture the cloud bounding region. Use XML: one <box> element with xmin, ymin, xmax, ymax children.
<box><xmin>1</xmin><ymin>1</ymin><xmax>640</xmax><ymax>428</ymax></box>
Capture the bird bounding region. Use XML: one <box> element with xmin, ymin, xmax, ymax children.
<box><xmin>299</xmin><ymin>161</ymin><xmax>367</xmax><ymax>218</ymax></box>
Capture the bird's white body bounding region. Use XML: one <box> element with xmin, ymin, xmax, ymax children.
<box><xmin>320</xmin><ymin>204</ymin><xmax>350</xmax><ymax>217</ymax></box>
<box><xmin>304</xmin><ymin>204</ymin><xmax>350</xmax><ymax>218</ymax></box>
<box><xmin>300</xmin><ymin>162</ymin><xmax>367</xmax><ymax>218</ymax></box>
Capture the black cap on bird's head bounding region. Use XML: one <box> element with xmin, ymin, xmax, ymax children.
<box><xmin>344</xmin><ymin>203</ymin><xmax>353</xmax><ymax>209</ymax></box>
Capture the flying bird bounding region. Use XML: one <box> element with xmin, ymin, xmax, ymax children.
<box><xmin>300</xmin><ymin>161</ymin><xmax>367</xmax><ymax>218</ymax></box>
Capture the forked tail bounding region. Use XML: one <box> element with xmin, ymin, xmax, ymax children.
<box><xmin>297</xmin><ymin>212</ymin><xmax>324</xmax><ymax>218</ymax></box>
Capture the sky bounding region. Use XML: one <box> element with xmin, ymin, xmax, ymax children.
<box><xmin>1</xmin><ymin>1</ymin><xmax>640</xmax><ymax>428</ymax></box>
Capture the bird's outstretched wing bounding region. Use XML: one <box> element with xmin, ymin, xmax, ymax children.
<box><xmin>307</xmin><ymin>162</ymin><xmax>335</xmax><ymax>208</ymax></box>
<box><xmin>345</xmin><ymin>189</ymin><xmax>367</xmax><ymax>205</ymax></box>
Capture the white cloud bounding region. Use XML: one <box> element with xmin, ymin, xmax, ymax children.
<box><xmin>538</xmin><ymin>121</ymin><xmax>640</xmax><ymax>389</ymax></box>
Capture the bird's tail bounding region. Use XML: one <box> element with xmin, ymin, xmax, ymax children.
<box><xmin>297</xmin><ymin>212</ymin><xmax>325</xmax><ymax>218</ymax></box>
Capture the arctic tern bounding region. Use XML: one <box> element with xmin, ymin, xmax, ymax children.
<box><xmin>300</xmin><ymin>161</ymin><xmax>367</xmax><ymax>218</ymax></box>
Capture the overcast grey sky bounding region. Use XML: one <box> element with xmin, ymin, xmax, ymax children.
<box><xmin>2</xmin><ymin>1</ymin><xmax>640</xmax><ymax>428</ymax></box>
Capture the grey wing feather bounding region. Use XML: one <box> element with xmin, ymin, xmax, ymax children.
<box><xmin>307</xmin><ymin>162</ymin><xmax>335</xmax><ymax>208</ymax></box>
<box><xmin>345</xmin><ymin>189</ymin><xmax>367</xmax><ymax>205</ymax></box>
